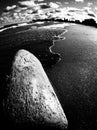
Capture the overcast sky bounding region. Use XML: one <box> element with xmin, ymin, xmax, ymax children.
<box><xmin>1</xmin><ymin>0</ymin><xmax>97</xmax><ymax>25</ymax></box>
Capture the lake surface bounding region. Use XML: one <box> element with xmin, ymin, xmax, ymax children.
<box><xmin>46</xmin><ymin>24</ymin><xmax>97</xmax><ymax>130</ymax></box>
<box><xmin>1</xmin><ymin>22</ymin><xmax>97</xmax><ymax>130</ymax></box>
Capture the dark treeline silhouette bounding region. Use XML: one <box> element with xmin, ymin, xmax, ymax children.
<box><xmin>32</xmin><ymin>17</ymin><xmax>97</xmax><ymax>28</ymax></box>
<box><xmin>82</xmin><ymin>18</ymin><xmax>97</xmax><ymax>27</ymax></box>
<box><xmin>1</xmin><ymin>17</ymin><xmax>97</xmax><ymax>31</ymax></box>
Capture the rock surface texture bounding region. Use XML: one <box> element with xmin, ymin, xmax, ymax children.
<box><xmin>5</xmin><ymin>49</ymin><xmax>68</xmax><ymax>129</ymax></box>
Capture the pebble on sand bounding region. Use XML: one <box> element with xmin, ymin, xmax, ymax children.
<box><xmin>6</xmin><ymin>49</ymin><xmax>68</xmax><ymax>129</ymax></box>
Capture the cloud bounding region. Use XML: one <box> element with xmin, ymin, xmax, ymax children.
<box><xmin>39</xmin><ymin>3</ymin><xmax>50</xmax><ymax>9</ymax></box>
<box><xmin>49</xmin><ymin>2</ymin><xmax>59</xmax><ymax>9</ymax></box>
<box><xmin>64</xmin><ymin>2</ymin><xmax>69</xmax><ymax>5</ymax></box>
<box><xmin>18</xmin><ymin>0</ymin><xmax>36</xmax><ymax>7</ymax></box>
<box><xmin>18</xmin><ymin>0</ymin><xmax>44</xmax><ymax>7</ymax></box>
<box><xmin>6</xmin><ymin>5</ymin><xmax>16</xmax><ymax>11</ymax></box>
<box><xmin>18</xmin><ymin>0</ymin><xmax>47</xmax><ymax>9</ymax></box>
<box><xmin>56</xmin><ymin>2</ymin><xmax>61</xmax><ymax>5</ymax></box>
<box><xmin>83</xmin><ymin>7</ymin><xmax>96</xmax><ymax>17</ymax></box>
<box><xmin>75</xmin><ymin>0</ymin><xmax>84</xmax><ymax>2</ymax></box>
<box><xmin>87</xmin><ymin>2</ymin><xmax>93</xmax><ymax>7</ymax></box>
<box><xmin>37</xmin><ymin>0</ymin><xmax>44</xmax><ymax>2</ymax></box>
<box><xmin>95</xmin><ymin>7</ymin><xmax>97</xmax><ymax>10</ymax></box>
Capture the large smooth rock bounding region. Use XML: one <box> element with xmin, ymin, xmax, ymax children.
<box><xmin>6</xmin><ymin>49</ymin><xmax>68</xmax><ymax>129</ymax></box>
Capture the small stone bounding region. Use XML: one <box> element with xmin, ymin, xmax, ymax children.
<box><xmin>6</xmin><ymin>49</ymin><xmax>68</xmax><ymax>129</ymax></box>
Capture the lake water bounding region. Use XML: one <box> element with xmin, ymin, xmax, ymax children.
<box><xmin>1</xmin><ymin>21</ymin><xmax>97</xmax><ymax>130</ymax></box>
<box><xmin>46</xmin><ymin>24</ymin><xmax>97</xmax><ymax>130</ymax></box>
